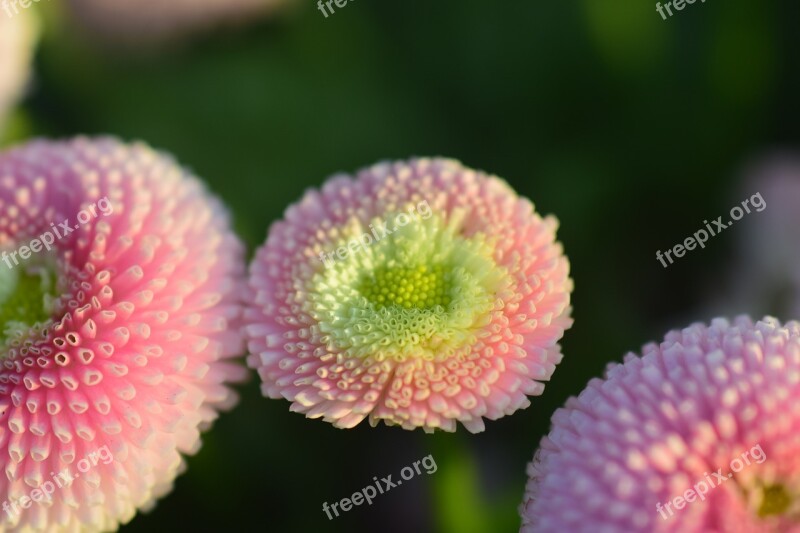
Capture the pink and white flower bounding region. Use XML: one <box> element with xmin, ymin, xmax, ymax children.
<box><xmin>0</xmin><ymin>137</ymin><xmax>246</xmax><ymax>531</ymax></box>
<box><xmin>521</xmin><ymin>316</ymin><xmax>800</xmax><ymax>533</ymax></box>
<box><xmin>245</xmin><ymin>158</ymin><xmax>573</xmax><ymax>432</ymax></box>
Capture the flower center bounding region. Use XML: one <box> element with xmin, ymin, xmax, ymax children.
<box><xmin>359</xmin><ymin>265</ymin><xmax>452</xmax><ymax>310</ymax></box>
<box><xmin>758</xmin><ymin>484</ymin><xmax>792</xmax><ymax>518</ymax></box>
<box><xmin>0</xmin><ymin>261</ymin><xmax>57</xmax><ymax>353</ymax></box>
<box><xmin>308</xmin><ymin>211</ymin><xmax>510</xmax><ymax>362</ymax></box>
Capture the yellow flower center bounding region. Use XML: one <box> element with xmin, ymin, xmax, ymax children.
<box><xmin>309</xmin><ymin>212</ymin><xmax>508</xmax><ymax>361</ymax></box>
<box><xmin>758</xmin><ymin>484</ymin><xmax>792</xmax><ymax>518</ymax></box>
<box><xmin>359</xmin><ymin>265</ymin><xmax>451</xmax><ymax>310</ymax></box>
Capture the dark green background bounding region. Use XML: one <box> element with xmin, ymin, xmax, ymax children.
<box><xmin>5</xmin><ymin>0</ymin><xmax>798</xmax><ymax>531</ymax></box>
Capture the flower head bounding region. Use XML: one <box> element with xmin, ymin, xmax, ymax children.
<box><xmin>0</xmin><ymin>137</ymin><xmax>246</xmax><ymax>531</ymax></box>
<box><xmin>521</xmin><ymin>316</ymin><xmax>800</xmax><ymax>532</ymax></box>
<box><xmin>245</xmin><ymin>158</ymin><xmax>572</xmax><ymax>432</ymax></box>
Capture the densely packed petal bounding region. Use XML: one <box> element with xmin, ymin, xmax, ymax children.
<box><xmin>521</xmin><ymin>316</ymin><xmax>800</xmax><ymax>533</ymax></box>
<box><xmin>0</xmin><ymin>137</ymin><xmax>246</xmax><ymax>532</ymax></box>
<box><xmin>245</xmin><ymin>158</ymin><xmax>573</xmax><ymax>432</ymax></box>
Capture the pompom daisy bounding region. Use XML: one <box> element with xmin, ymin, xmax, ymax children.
<box><xmin>0</xmin><ymin>10</ymin><xmax>38</xmax><ymax>134</ymax></box>
<box><xmin>245</xmin><ymin>158</ymin><xmax>573</xmax><ymax>433</ymax></box>
<box><xmin>0</xmin><ymin>137</ymin><xmax>246</xmax><ymax>531</ymax></box>
<box><xmin>521</xmin><ymin>316</ymin><xmax>800</xmax><ymax>532</ymax></box>
<box><xmin>65</xmin><ymin>0</ymin><xmax>287</xmax><ymax>45</ymax></box>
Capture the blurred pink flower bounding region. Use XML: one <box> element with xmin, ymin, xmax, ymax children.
<box><xmin>245</xmin><ymin>158</ymin><xmax>573</xmax><ymax>432</ymax></box>
<box><xmin>65</xmin><ymin>0</ymin><xmax>288</xmax><ymax>45</ymax></box>
<box><xmin>0</xmin><ymin>137</ymin><xmax>246</xmax><ymax>531</ymax></box>
<box><xmin>521</xmin><ymin>316</ymin><xmax>800</xmax><ymax>533</ymax></box>
<box><xmin>0</xmin><ymin>11</ymin><xmax>38</xmax><ymax>134</ymax></box>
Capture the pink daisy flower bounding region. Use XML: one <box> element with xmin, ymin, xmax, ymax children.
<box><xmin>0</xmin><ymin>11</ymin><xmax>38</xmax><ymax>133</ymax></box>
<box><xmin>0</xmin><ymin>137</ymin><xmax>246</xmax><ymax>531</ymax></box>
<box><xmin>521</xmin><ymin>316</ymin><xmax>800</xmax><ymax>533</ymax></box>
<box><xmin>245</xmin><ymin>158</ymin><xmax>573</xmax><ymax>433</ymax></box>
<box><xmin>65</xmin><ymin>0</ymin><xmax>288</xmax><ymax>45</ymax></box>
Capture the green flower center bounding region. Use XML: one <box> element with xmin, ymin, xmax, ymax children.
<box><xmin>758</xmin><ymin>484</ymin><xmax>792</xmax><ymax>518</ymax></box>
<box><xmin>0</xmin><ymin>260</ymin><xmax>57</xmax><ymax>353</ymax></box>
<box><xmin>308</xmin><ymin>210</ymin><xmax>510</xmax><ymax>362</ymax></box>
<box><xmin>359</xmin><ymin>265</ymin><xmax>452</xmax><ymax>310</ymax></box>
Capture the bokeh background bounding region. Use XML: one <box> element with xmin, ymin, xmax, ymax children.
<box><xmin>3</xmin><ymin>0</ymin><xmax>799</xmax><ymax>531</ymax></box>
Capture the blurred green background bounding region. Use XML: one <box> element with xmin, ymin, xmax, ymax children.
<box><xmin>4</xmin><ymin>0</ymin><xmax>799</xmax><ymax>531</ymax></box>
